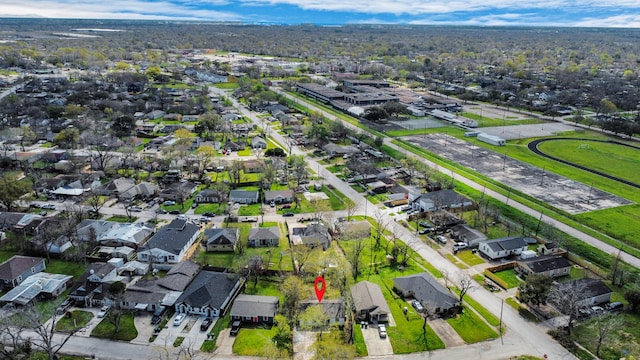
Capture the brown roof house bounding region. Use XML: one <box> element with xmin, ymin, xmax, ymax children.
<box><xmin>351</xmin><ymin>281</ymin><xmax>390</xmax><ymax>323</ymax></box>
<box><xmin>0</xmin><ymin>255</ymin><xmax>46</xmax><ymax>290</ymax></box>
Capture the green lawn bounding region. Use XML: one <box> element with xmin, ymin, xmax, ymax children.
<box><xmin>56</xmin><ymin>310</ymin><xmax>93</xmax><ymax>331</ymax></box>
<box><xmin>232</xmin><ymin>326</ymin><xmax>277</xmax><ymax>356</ymax></box>
<box><xmin>353</xmin><ymin>324</ymin><xmax>368</xmax><ymax>356</ymax></box>
<box><xmin>45</xmin><ymin>259</ymin><xmax>89</xmax><ymax>280</ymax></box>
<box><xmin>237</xmin><ymin>203</ymin><xmax>263</xmax><ymax>216</ymax></box>
<box><xmin>538</xmin><ymin>139</ymin><xmax>640</xmax><ymax>185</ymax></box>
<box><xmin>194</xmin><ymin>203</ymin><xmax>227</xmax><ymax>215</ymax></box>
<box><xmin>194</xmin><ymin>249</ymin><xmax>236</xmax><ymax>269</ymax></box>
<box><xmin>446</xmin><ymin>306</ymin><xmax>499</xmax><ymax>343</ymax></box>
<box><xmin>491</xmin><ymin>269</ymin><xmax>522</xmax><ymax>289</ymax></box>
<box><xmin>106</xmin><ymin>215</ymin><xmax>138</xmax><ymax>223</ymax></box>
<box><xmin>91</xmin><ymin>312</ymin><xmax>138</xmax><ymax>341</ymax></box>
<box><xmin>455</xmin><ymin>250</ymin><xmax>485</xmax><ymax>266</ymax></box>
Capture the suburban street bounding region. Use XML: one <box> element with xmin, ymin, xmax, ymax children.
<box><xmin>273</xmin><ymin>88</ymin><xmax>640</xmax><ymax>269</ymax></box>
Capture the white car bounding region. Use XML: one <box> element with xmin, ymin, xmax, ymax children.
<box><xmin>97</xmin><ymin>305</ymin><xmax>111</xmax><ymax>318</ymax></box>
<box><xmin>173</xmin><ymin>313</ymin><xmax>186</xmax><ymax>326</ymax></box>
<box><xmin>378</xmin><ymin>324</ymin><xmax>387</xmax><ymax>338</ymax></box>
<box><xmin>436</xmin><ymin>235</ymin><xmax>447</xmax><ymax>244</ymax></box>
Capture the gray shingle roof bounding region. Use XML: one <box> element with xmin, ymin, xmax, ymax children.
<box><xmin>248</xmin><ymin>227</ymin><xmax>280</xmax><ymax>241</ymax></box>
<box><xmin>176</xmin><ymin>271</ymin><xmax>241</xmax><ymax>310</ymax></box>
<box><xmin>394</xmin><ymin>272</ymin><xmax>459</xmax><ymax>310</ymax></box>
<box><xmin>350</xmin><ymin>281</ymin><xmax>390</xmax><ymax>316</ymax></box>
<box><xmin>230</xmin><ymin>294</ymin><xmax>279</xmax><ymax>318</ymax></box>
<box><xmin>520</xmin><ymin>256</ymin><xmax>571</xmax><ymax>273</ymax></box>
<box><xmin>0</xmin><ymin>256</ymin><xmax>44</xmax><ymax>280</ymax></box>
<box><xmin>484</xmin><ymin>236</ymin><xmax>528</xmax><ymax>252</ymax></box>
<box><xmin>205</xmin><ymin>228</ymin><xmax>239</xmax><ymax>246</ymax></box>
<box><xmin>146</xmin><ymin>219</ymin><xmax>199</xmax><ymax>255</ymax></box>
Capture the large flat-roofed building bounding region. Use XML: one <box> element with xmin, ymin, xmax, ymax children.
<box><xmin>342</xmin><ymin>79</ymin><xmax>390</xmax><ymax>89</ymax></box>
<box><xmin>296</xmin><ymin>83</ymin><xmax>345</xmax><ymax>103</ymax></box>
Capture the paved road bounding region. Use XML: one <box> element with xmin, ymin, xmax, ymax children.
<box><xmin>222</xmin><ymin>88</ymin><xmax>576</xmax><ymax>359</ymax></box>
<box><xmin>274</xmin><ymin>88</ymin><xmax>640</xmax><ymax>269</ymax></box>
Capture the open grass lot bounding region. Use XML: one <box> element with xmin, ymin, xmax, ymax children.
<box><xmin>91</xmin><ymin>312</ymin><xmax>138</xmax><ymax>341</ymax></box>
<box><xmin>242</xmin><ymin>277</ymin><xmax>286</xmax><ymax>300</ymax></box>
<box><xmin>538</xmin><ymin>139</ymin><xmax>640</xmax><ymax>184</ymax></box>
<box><xmin>194</xmin><ymin>203</ymin><xmax>227</xmax><ymax>215</ymax></box>
<box><xmin>232</xmin><ymin>326</ymin><xmax>277</xmax><ymax>356</ymax></box>
<box><xmin>237</xmin><ymin>203</ymin><xmax>263</xmax><ymax>216</ymax></box>
<box><xmin>56</xmin><ymin>310</ymin><xmax>93</xmax><ymax>331</ymax></box>
<box><xmin>455</xmin><ymin>249</ymin><xmax>485</xmax><ymax>266</ymax></box>
<box><xmin>353</xmin><ymin>324</ymin><xmax>368</xmax><ymax>356</ymax></box>
<box><xmin>446</xmin><ymin>305</ymin><xmax>499</xmax><ymax>343</ymax></box>
<box><xmin>461</xmin><ymin>112</ymin><xmax>544</xmax><ymax>127</ymax></box>
<box><xmin>491</xmin><ymin>269</ymin><xmax>522</xmax><ymax>289</ymax></box>
<box><xmin>194</xmin><ymin>249</ymin><xmax>235</xmax><ymax>269</ymax></box>
<box><xmin>573</xmin><ymin>312</ymin><xmax>640</xmax><ymax>360</ymax></box>
<box><xmin>106</xmin><ymin>215</ymin><xmax>138</xmax><ymax>222</ymax></box>
<box><xmin>45</xmin><ymin>259</ymin><xmax>89</xmax><ymax>280</ymax></box>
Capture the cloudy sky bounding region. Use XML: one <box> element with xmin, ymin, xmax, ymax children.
<box><xmin>3</xmin><ymin>0</ymin><xmax>640</xmax><ymax>27</ymax></box>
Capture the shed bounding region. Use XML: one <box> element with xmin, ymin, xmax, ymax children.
<box><xmin>477</xmin><ymin>133</ymin><xmax>505</xmax><ymax>146</ymax></box>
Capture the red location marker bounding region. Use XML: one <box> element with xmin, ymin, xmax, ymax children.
<box><xmin>314</xmin><ymin>276</ymin><xmax>326</xmax><ymax>303</ymax></box>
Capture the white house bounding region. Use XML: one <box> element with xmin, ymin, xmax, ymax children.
<box><xmin>409</xmin><ymin>189</ymin><xmax>473</xmax><ymax>213</ymax></box>
<box><xmin>137</xmin><ymin>219</ymin><xmax>200</xmax><ymax>270</ymax></box>
<box><xmin>478</xmin><ymin>236</ymin><xmax>529</xmax><ymax>260</ymax></box>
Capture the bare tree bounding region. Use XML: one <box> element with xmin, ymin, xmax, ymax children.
<box><xmin>350</xmin><ymin>238</ymin><xmax>366</xmax><ymax>278</ymax></box>
<box><xmin>0</xmin><ymin>312</ymin><xmax>31</xmax><ymax>359</ymax></box>
<box><xmin>373</xmin><ymin>210</ymin><xmax>387</xmax><ymax>249</ymax></box>
<box><xmin>22</xmin><ymin>305</ymin><xmax>80</xmax><ymax>360</ymax></box>
<box><xmin>549</xmin><ymin>281</ymin><xmax>589</xmax><ymax>335</ymax></box>
<box><xmin>345</xmin><ymin>199</ymin><xmax>358</xmax><ymax>222</ymax></box>
<box><xmin>86</xmin><ymin>190</ymin><xmax>106</xmax><ymax>216</ymax></box>
<box><xmin>458</xmin><ymin>274</ymin><xmax>475</xmax><ymax>303</ymax></box>
<box><xmin>594</xmin><ymin>312</ymin><xmax>622</xmax><ymax>357</ymax></box>
<box><xmin>106</xmin><ymin>281</ymin><xmax>127</xmax><ymax>333</ymax></box>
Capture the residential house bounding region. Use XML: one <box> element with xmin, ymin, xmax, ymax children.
<box><xmin>243</xmin><ymin>159</ymin><xmax>264</xmax><ymax>174</ymax></box>
<box><xmin>300</xmin><ymin>299</ymin><xmax>346</xmax><ymax>326</ymax></box>
<box><xmin>251</xmin><ymin>136</ymin><xmax>268</xmax><ymax>149</ymax></box>
<box><xmin>137</xmin><ymin>219</ymin><xmax>200</xmax><ymax>269</ymax></box>
<box><xmin>351</xmin><ymin>281</ymin><xmax>390</xmax><ymax>323</ymax></box>
<box><xmin>99</xmin><ymin>177</ymin><xmax>136</xmax><ymax>197</ymax></box>
<box><xmin>555</xmin><ymin>278</ymin><xmax>613</xmax><ymax>307</ymax></box>
<box><xmin>146</xmin><ymin>110</ymin><xmax>165</xmax><ymax>120</ymax></box>
<box><xmin>516</xmin><ymin>255</ymin><xmax>572</xmax><ymax>278</ymax></box>
<box><xmin>0</xmin><ymin>272</ymin><xmax>73</xmax><ymax>306</ymax></box>
<box><xmin>449</xmin><ymin>224</ymin><xmax>487</xmax><ymax>247</ymax></box>
<box><xmin>205</xmin><ymin>228</ymin><xmax>239</xmax><ymax>252</ymax></box>
<box><xmin>229</xmin><ymin>190</ymin><xmax>259</xmax><ymax>204</ymax></box>
<box><xmin>159</xmin><ymin>181</ymin><xmax>198</xmax><ymax>202</ymax></box>
<box><xmin>248</xmin><ymin>227</ymin><xmax>280</xmax><ymax>247</ymax></box>
<box><xmin>224</xmin><ymin>140</ymin><xmax>245</xmax><ymax>152</ymax></box>
<box><xmin>119</xmin><ymin>182</ymin><xmax>158</xmax><ymax>201</ymax></box>
<box><xmin>230</xmin><ymin>294</ymin><xmax>279</xmax><ymax>324</ymax></box>
<box><xmin>264</xmin><ymin>190</ymin><xmax>295</xmax><ymax>204</ymax></box>
<box><xmin>68</xmin><ymin>262</ymin><xmax>122</xmax><ymax>307</ymax></box>
<box><xmin>0</xmin><ymin>212</ymin><xmax>44</xmax><ymax>234</ymax></box>
<box><xmin>194</xmin><ymin>189</ymin><xmax>221</xmax><ymax>203</ymax></box>
<box><xmin>122</xmin><ymin>260</ymin><xmax>199</xmax><ymax>312</ymax></box>
<box><xmin>409</xmin><ymin>189</ymin><xmax>473</xmax><ymax>213</ymax></box>
<box><xmin>538</xmin><ymin>241</ymin><xmax>563</xmax><ymax>256</ymax></box>
<box><xmin>322</xmin><ymin>143</ymin><xmax>360</xmax><ymax>158</ymax></box>
<box><xmin>75</xmin><ymin>220</ymin><xmax>154</xmax><ymax>248</ymax></box>
<box><xmin>478</xmin><ymin>236</ymin><xmax>529</xmax><ymax>260</ymax></box>
<box><xmin>393</xmin><ymin>273</ymin><xmax>461</xmax><ymax>317</ymax></box>
<box><xmin>0</xmin><ymin>256</ymin><xmax>46</xmax><ymax>289</ymax></box>
<box><xmin>289</xmin><ymin>222</ymin><xmax>332</xmax><ymax>250</ymax></box>
<box><xmin>175</xmin><ymin>270</ymin><xmax>243</xmax><ymax>317</ymax></box>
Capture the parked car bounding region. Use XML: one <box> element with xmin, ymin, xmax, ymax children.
<box><xmin>591</xmin><ymin>306</ymin><xmax>605</xmax><ymax>314</ymax></box>
<box><xmin>418</xmin><ymin>228</ymin><xmax>430</xmax><ymax>235</ymax></box>
<box><xmin>163</xmin><ymin>200</ymin><xmax>176</xmax><ymax>206</ymax></box>
<box><xmin>191</xmin><ymin>203</ymin><xmax>198</xmax><ymax>209</ymax></box>
<box><xmin>453</xmin><ymin>242</ymin><xmax>469</xmax><ymax>251</ymax></box>
<box><xmin>97</xmin><ymin>305</ymin><xmax>111</xmax><ymax>318</ymax></box>
<box><xmin>378</xmin><ymin>324</ymin><xmax>387</xmax><ymax>338</ymax></box>
<box><xmin>203</xmin><ymin>212</ymin><xmax>216</xmax><ymax>217</ymax></box>
<box><xmin>56</xmin><ymin>299</ymin><xmax>73</xmax><ymax>315</ymax></box>
<box><xmin>156</xmin><ymin>208</ymin><xmax>167</xmax><ymax>214</ymax></box>
<box><xmin>412</xmin><ymin>299</ymin><xmax>424</xmax><ymax>312</ymax></box>
<box><xmin>606</xmin><ymin>301</ymin><xmax>624</xmax><ymax>312</ymax></box>
<box><xmin>127</xmin><ymin>206</ymin><xmax>142</xmax><ymax>212</ymax></box>
<box><xmin>282</xmin><ymin>212</ymin><xmax>295</xmax><ymax>217</ymax></box>
<box><xmin>41</xmin><ymin>204</ymin><xmax>56</xmax><ymax>210</ymax></box>
<box><xmin>230</xmin><ymin>320</ymin><xmax>241</xmax><ymax>336</ymax></box>
<box><xmin>400</xmin><ymin>205</ymin><xmax>412</xmax><ymax>212</ymax></box>
<box><xmin>169</xmin><ymin>210</ymin><xmax>181</xmax><ymax>215</ymax></box>
<box><xmin>177</xmin><ymin>215</ymin><xmax>188</xmax><ymax>220</ymax></box>
<box><xmin>146</xmin><ymin>200</ymin><xmax>156</xmax><ymax>209</ymax></box>
<box><xmin>419</xmin><ymin>221</ymin><xmax>432</xmax><ymax>228</ymax></box>
<box><xmin>173</xmin><ymin>313</ymin><xmax>186</xmax><ymax>326</ymax></box>
<box><xmin>200</xmin><ymin>317</ymin><xmax>213</xmax><ymax>331</ymax></box>
<box><xmin>436</xmin><ymin>235</ymin><xmax>447</xmax><ymax>244</ymax></box>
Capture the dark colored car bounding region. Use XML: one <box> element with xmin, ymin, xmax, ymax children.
<box><xmin>200</xmin><ymin>317</ymin><xmax>213</xmax><ymax>331</ymax></box>
<box><xmin>230</xmin><ymin>320</ymin><xmax>241</xmax><ymax>336</ymax></box>
<box><xmin>169</xmin><ymin>210</ymin><xmax>181</xmax><ymax>215</ymax></box>
<box><xmin>282</xmin><ymin>212</ymin><xmax>295</xmax><ymax>217</ymax></box>
<box><xmin>203</xmin><ymin>212</ymin><xmax>216</xmax><ymax>217</ymax></box>
<box><xmin>151</xmin><ymin>314</ymin><xmax>162</xmax><ymax>325</ymax></box>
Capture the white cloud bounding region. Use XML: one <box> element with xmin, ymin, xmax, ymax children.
<box><xmin>1</xmin><ymin>0</ymin><xmax>242</xmax><ymax>21</ymax></box>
